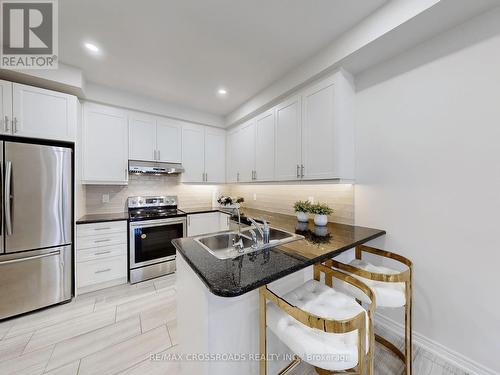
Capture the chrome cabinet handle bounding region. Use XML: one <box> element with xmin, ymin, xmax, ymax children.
<box><xmin>94</xmin><ymin>250</ymin><xmax>112</xmax><ymax>255</ymax></box>
<box><xmin>254</xmin><ymin>170</ymin><xmax>257</xmax><ymax>180</ymax></box>
<box><xmin>296</xmin><ymin>165</ymin><xmax>300</xmax><ymax>178</ymax></box>
<box><xmin>0</xmin><ymin>250</ymin><xmax>60</xmax><ymax>265</ymax></box>
<box><xmin>12</xmin><ymin>117</ymin><xmax>18</xmax><ymax>133</ymax></box>
<box><xmin>237</xmin><ymin>172</ymin><xmax>240</xmax><ymax>182</ymax></box>
<box><xmin>94</xmin><ymin>239</ymin><xmax>111</xmax><ymax>243</ymax></box>
<box><xmin>301</xmin><ymin>164</ymin><xmax>304</xmax><ymax>178</ymax></box>
<box><xmin>95</xmin><ymin>268</ymin><xmax>111</xmax><ymax>274</ymax></box>
<box><xmin>5</xmin><ymin>161</ymin><xmax>12</xmax><ymax>236</ymax></box>
<box><xmin>4</xmin><ymin>116</ymin><xmax>9</xmax><ymax>132</ymax></box>
<box><xmin>94</xmin><ymin>227</ymin><xmax>111</xmax><ymax>231</ymax></box>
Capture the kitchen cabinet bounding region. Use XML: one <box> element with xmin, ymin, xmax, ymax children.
<box><xmin>129</xmin><ymin>113</ymin><xmax>182</xmax><ymax>163</ymax></box>
<box><xmin>0</xmin><ymin>80</ymin><xmax>12</xmax><ymax>135</ymax></box>
<box><xmin>82</xmin><ymin>102</ymin><xmax>129</xmax><ymax>185</ymax></box>
<box><xmin>182</xmin><ymin>123</ymin><xmax>205</xmax><ymax>182</ymax></box>
<box><xmin>12</xmin><ymin>83</ymin><xmax>77</xmax><ymax>141</ymax></box>
<box><xmin>182</xmin><ymin>124</ymin><xmax>226</xmax><ymax>183</ymax></box>
<box><xmin>0</xmin><ymin>81</ymin><xmax>77</xmax><ymax>141</ymax></box>
<box><xmin>76</xmin><ymin>221</ymin><xmax>128</xmax><ymax>294</ymax></box>
<box><xmin>129</xmin><ymin>112</ymin><xmax>156</xmax><ymax>161</ymax></box>
<box><xmin>157</xmin><ymin>118</ymin><xmax>182</xmax><ymax>163</ymax></box>
<box><xmin>255</xmin><ymin>109</ymin><xmax>275</xmax><ymax>181</ymax></box>
<box><xmin>275</xmin><ymin>95</ymin><xmax>302</xmax><ymax>181</ymax></box>
<box><xmin>187</xmin><ymin>212</ymin><xmax>229</xmax><ymax>237</ymax></box>
<box><xmin>227</xmin><ymin>70</ymin><xmax>355</xmax><ymax>183</ymax></box>
<box><xmin>204</xmin><ymin>127</ymin><xmax>226</xmax><ymax>183</ymax></box>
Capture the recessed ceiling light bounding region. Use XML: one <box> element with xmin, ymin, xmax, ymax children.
<box><xmin>217</xmin><ymin>88</ymin><xmax>227</xmax><ymax>95</ymax></box>
<box><xmin>84</xmin><ymin>42</ymin><xmax>100</xmax><ymax>53</ymax></box>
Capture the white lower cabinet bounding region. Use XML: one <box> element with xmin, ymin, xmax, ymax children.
<box><xmin>187</xmin><ymin>212</ymin><xmax>230</xmax><ymax>237</ymax></box>
<box><xmin>76</xmin><ymin>221</ymin><xmax>128</xmax><ymax>294</ymax></box>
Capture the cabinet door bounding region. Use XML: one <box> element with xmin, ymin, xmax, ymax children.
<box><xmin>255</xmin><ymin>109</ymin><xmax>275</xmax><ymax>181</ymax></box>
<box><xmin>156</xmin><ymin>117</ymin><xmax>182</xmax><ymax>163</ymax></box>
<box><xmin>129</xmin><ymin>112</ymin><xmax>156</xmax><ymax>161</ymax></box>
<box><xmin>275</xmin><ymin>96</ymin><xmax>301</xmax><ymax>181</ymax></box>
<box><xmin>238</xmin><ymin>120</ymin><xmax>256</xmax><ymax>182</ymax></box>
<box><xmin>226</xmin><ymin>129</ymin><xmax>239</xmax><ymax>183</ymax></box>
<box><xmin>82</xmin><ymin>103</ymin><xmax>129</xmax><ymax>184</ymax></box>
<box><xmin>0</xmin><ymin>80</ymin><xmax>12</xmax><ymax>135</ymax></box>
<box><xmin>301</xmin><ymin>78</ymin><xmax>336</xmax><ymax>179</ymax></box>
<box><xmin>187</xmin><ymin>213</ymin><xmax>221</xmax><ymax>237</ymax></box>
<box><xmin>12</xmin><ymin>83</ymin><xmax>77</xmax><ymax>142</ymax></box>
<box><xmin>204</xmin><ymin>127</ymin><xmax>226</xmax><ymax>183</ymax></box>
<box><xmin>181</xmin><ymin>123</ymin><xmax>205</xmax><ymax>182</ymax></box>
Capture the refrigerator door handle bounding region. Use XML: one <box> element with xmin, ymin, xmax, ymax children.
<box><xmin>0</xmin><ymin>250</ymin><xmax>60</xmax><ymax>265</ymax></box>
<box><xmin>5</xmin><ymin>161</ymin><xmax>12</xmax><ymax>236</ymax></box>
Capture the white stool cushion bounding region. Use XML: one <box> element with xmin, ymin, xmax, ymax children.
<box><xmin>266</xmin><ymin>279</ymin><xmax>369</xmax><ymax>372</ymax></box>
<box><xmin>337</xmin><ymin>259</ymin><xmax>406</xmax><ymax>308</ymax></box>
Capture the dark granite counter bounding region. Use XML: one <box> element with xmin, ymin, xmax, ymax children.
<box><xmin>180</xmin><ymin>207</ymin><xmax>231</xmax><ymax>215</ymax></box>
<box><xmin>172</xmin><ymin>208</ymin><xmax>385</xmax><ymax>297</ymax></box>
<box><xmin>76</xmin><ymin>212</ymin><xmax>129</xmax><ymax>224</ymax></box>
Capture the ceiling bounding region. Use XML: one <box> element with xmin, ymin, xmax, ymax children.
<box><xmin>59</xmin><ymin>0</ymin><xmax>387</xmax><ymax>116</ymax></box>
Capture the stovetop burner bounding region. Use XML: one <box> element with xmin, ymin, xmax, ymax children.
<box><xmin>127</xmin><ymin>196</ymin><xmax>186</xmax><ymax>221</ymax></box>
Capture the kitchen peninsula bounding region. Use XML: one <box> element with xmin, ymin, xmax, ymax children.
<box><xmin>172</xmin><ymin>209</ymin><xmax>385</xmax><ymax>375</ymax></box>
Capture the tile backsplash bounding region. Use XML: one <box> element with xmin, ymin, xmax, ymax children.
<box><xmin>82</xmin><ymin>174</ymin><xmax>223</xmax><ymax>215</ymax></box>
<box><xmin>80</xmin><ymin>175</ymin><xmax>354</xmax><ymax>225</ymax></box>
<box><xmin>227</xmin><ymin>183</ymin><xmax>354</xmax><ymax>224</ymax></box>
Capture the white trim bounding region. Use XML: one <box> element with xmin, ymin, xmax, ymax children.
<box><xmin>376</xmin><ymin>313</ymin><xmax>499</xmax><ymax>375</ymax></box>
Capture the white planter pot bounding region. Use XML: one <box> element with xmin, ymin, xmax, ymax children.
<box><xmin>314</xmin><ymin>214</ymin><xmax>328</xmax><ymax>226</ymax></box>
<box><xmin>296</xmin><ymin>211</ymin><xmax>309</xmax><ymax>222</ymax></box>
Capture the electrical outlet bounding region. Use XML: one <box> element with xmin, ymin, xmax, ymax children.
<box><xmin>253</xmin><ymin>193</ymin><xmax>257</xmax><ymax>201</ymax></box>
<box><xmin>102</xmin><ymin>194</ymin><xmax>110</xmax><ymax>203</ymax></box>
<box><xmin>308</xmin><ymin>196</ymin><xmax>314</xmax><ymax>203</ymax></box>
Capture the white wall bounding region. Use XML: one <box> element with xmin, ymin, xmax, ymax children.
<box><xmin>354</xmin><ymin>10</ymin><xmax>500</xmax><ymax>373</ymax></box>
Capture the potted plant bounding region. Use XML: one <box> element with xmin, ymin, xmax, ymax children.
<box><xmin>217</xmin><ymin>195</ymin><xmax>244</xmax><ymax>208</ymax></box>
<box><xmin>309</xmin><ymin>202</ymin><xmax>333</xmax><ymax>226</ymax></box>
<box><xmin>293</xmin><ymin>200</ymin><xmax>311</xmax><ymax>222</ymax></box>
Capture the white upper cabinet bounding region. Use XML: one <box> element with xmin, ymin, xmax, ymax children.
<box><xmin>255</xmin><ymin>109</ymin><xmax>275</xmax><ymax>181</ymax></box>
<box><xmin>82</xmin><ymin>103</ymin><xmax>129</xmax><ymax>185</ymax></box>
<box><xmin>12</xmin><ymin>83</ymin><xmax>77</xmax><ymax>142</ymax></box>
<box><xmin>0</xmin><ymin>80</ymin><xmax>12</xmax><ymax>136</ymax></box>
<box><xmin>156</xmin><ymin>118</ymin><xmax>182</xmax><ymax>163</ymax></box>
<box><xmin>204</xmin><ymin>127</ymin><xmax>226</xmax><ymax>183</ymax></box>
<box><xmin>129</xmin><ymin>114</ymin><xmax>182</xmax><ymax>163</ymax></box>
<box><xmin>275</xmin><ymin>95</ymin><xmax>302</xmax><ymax>181</ymax></box>
<box><xmin>226</xmin><ymin>128</ymin><xmax>240</xmax><ymax>183</ymax></box>
<box><xmin>301</xmin><ymin>77</ymin><xmax>336</xmax><ymax>179</ymax></box>
<box><xmin>129</xmin><ymin>112</ymin><xmax>156</xmax><ymax>161</ymax></box>
<box><xmin>182</xmin><ymin>123</ymin><xmax>205</xmax><ymax>182</ymax></box>
<box><xmin>238</xmin><ymin>120</ymin><xmax>256</xmax><ymax>182</ymax></box>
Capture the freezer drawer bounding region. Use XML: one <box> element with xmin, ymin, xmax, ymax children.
<box><xmin>0</xmin><ymin>246</ymin><xmax>72</xmax><ymax>320</ymax></box>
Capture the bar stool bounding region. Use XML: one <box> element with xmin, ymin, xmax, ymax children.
<box><xmin>259</xmin><ymin>263</ymin><xmax>376</xmax><ymax>375</ymax></box>
<box><xmin>327</xmin><ymin>245</ymin><xmax>413</xmax><ymax>375</ymax></box>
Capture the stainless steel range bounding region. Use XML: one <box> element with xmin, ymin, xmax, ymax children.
<box><xmin>128</xmin><ymin>196</ymin><xmax>186</xmax><ymax>283</ymax></box>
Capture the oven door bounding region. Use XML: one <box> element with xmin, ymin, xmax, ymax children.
<box><xmin>129</xmin><ymin>218</ymin><xmax>186</xmax><ymax>269</ymax></box>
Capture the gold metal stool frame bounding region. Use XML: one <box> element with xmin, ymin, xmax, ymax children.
<box><xmin>326</xmin><ymin>245</ymin><xmax>413</xmax><ymax>375</ymax></box>
<box><xmin>259</xmin><ymin>263</ymin><xmax>376</xmax><ymax>375</ymax></box>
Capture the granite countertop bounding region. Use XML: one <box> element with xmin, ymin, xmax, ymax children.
<box><xmin>76</xmin><ymin>212</ymin><xmax>129</xmax><ymax>225</ymax></box>
<box><xmin>172</xmin><ymin>208</ymin><xmax>386</xmax><ymax>297</ymax></box>
<box><xmin>180</xmin><ymin>207</ymin><xmax>231</xmax><ymax>215</ymax></box>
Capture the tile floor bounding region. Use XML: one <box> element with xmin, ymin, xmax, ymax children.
<box><xmin>0</xmin><ymin>274</ymin><xmax>468</xmax><ymax>375</ymax></box>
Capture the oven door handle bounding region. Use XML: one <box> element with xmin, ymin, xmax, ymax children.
<box><xmin>130</xmin><ymin>219</ymin><xmax>187</xmax><ymax>229</ymax></box>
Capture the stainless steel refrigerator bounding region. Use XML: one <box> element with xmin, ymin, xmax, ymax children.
<box><xmin>0</xmin><ymin>140</ymin><xmax>72</xmax><ymax>320</ymax></box>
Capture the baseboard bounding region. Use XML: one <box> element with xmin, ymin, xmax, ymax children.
<box><xmin>375</xmin><ymin>313</ymin><xmax>499</xmax><ymax>375</ymax></box>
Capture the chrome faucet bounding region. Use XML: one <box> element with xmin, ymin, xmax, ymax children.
<box><xmin>248</xmin><ymin>217</ymin><xmax>270</xmax><ymax>245</ymax></box>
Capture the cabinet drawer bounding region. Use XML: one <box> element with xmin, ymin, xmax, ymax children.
<box><xmin>76</xmin><ymin>244</ymin><xmax>127</xmax><ymax>263</ymax></box>
<box><xmin>77</xmin><ymin>221</ymin><xmax>127</xmax><ymax>237</ymax></box>
<box><xmin>77</xmin><ymin>232</ymin><xmax>126</xmax><ymax>250</ymax></box>
<box><xmin>77</xmin><ymin>256</ymin><xmax>127</xmax><ymax>288</ymax></box>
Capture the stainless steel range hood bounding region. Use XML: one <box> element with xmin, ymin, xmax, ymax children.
<box><xmin>129</xmin><ymin>160</ymin><xmax>184</xmax><ymax>175</ymax></box>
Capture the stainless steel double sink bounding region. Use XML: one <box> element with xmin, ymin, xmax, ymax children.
<box><xmin>194</xmin><ymin>226</ymin><xmax>304</xmax><ymax>260</ymax></box>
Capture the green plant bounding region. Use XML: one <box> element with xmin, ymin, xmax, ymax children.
<box><xmin>293</xmin><ymin>200</ymin><xmax>312</xmax><ymax>213</ymax></box>
<box><xmin>309</xmin><ymin>202</ymin><xmax>333</xmax><ymax>216</ymax></box>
